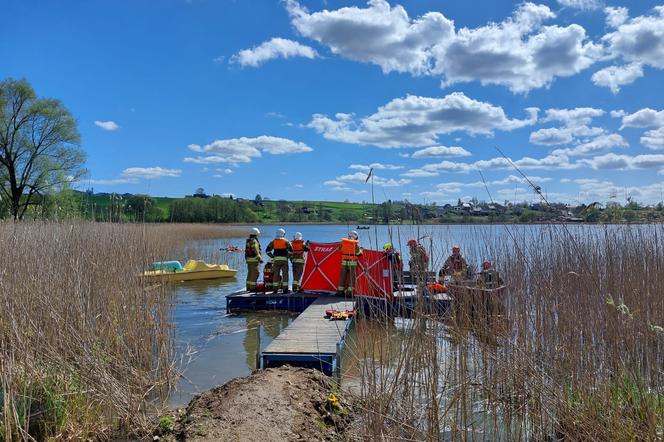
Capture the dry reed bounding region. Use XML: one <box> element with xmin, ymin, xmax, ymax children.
<box><xmin>0</xmin><ymin>221</ymin><xmax>247</xmax><ymax>440</ymax></box>
<box><xmin>347</xmin><ymin>224</ymin><xmax>664</xmax><ymax>441</ymax></box>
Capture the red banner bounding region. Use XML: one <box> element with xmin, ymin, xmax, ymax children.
<box><xmin>300</xmin><ymin>242</ymin><xmax>393</xmax><ymax>299</ymax></box>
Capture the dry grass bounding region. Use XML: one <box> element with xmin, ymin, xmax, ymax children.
<box><xmin>0</xmin><ymin>221</ymin><xmax>247</xmax><ymax>440</ymax></box>
<box><xmin>348</xmin><ymin>224</ymin><xmax>664</xmax><ymax>441</ymax></box>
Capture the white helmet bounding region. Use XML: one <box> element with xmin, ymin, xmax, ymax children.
<box><xmin>251</xmin><ymin>227</ymin><xmax>260</xmax><ymax>236</ymax></box>
<box><xmin>294</xmin><ymin>232</ymin><xmax>302</xmax><ymax>240</ymax></box>
<box><xmin>348</xmin><ymin>230</ymin><xmax>359</xmax><ymax>240</ymax></box>
<box><xmin>276</xmin><ymin>228</ymin><xmax>286</xmax><ymax>238</ymax></box>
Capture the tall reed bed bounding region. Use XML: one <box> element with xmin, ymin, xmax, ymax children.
<box><xmin>348</xmin><ymin>224</ymin><xmax>664</xmax><ymax>441</ymax></box>
<box><xmin>0</xmin><ymin>222</ymin><xmax>247</xmax><ymax>440</ymax></box>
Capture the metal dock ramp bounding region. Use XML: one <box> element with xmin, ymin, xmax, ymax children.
<box><xmin>261</xmin><ymin>297</ymin><xmax>354</xmax><ymax>376</ymax></box>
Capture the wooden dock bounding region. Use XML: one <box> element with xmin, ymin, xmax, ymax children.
<box><xmin>261</xmin><ymin>297</ymin><xmax>354</xmax><ymax>376</ymax></box>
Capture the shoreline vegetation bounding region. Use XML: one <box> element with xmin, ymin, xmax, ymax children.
<box><xmin>0</xmin><ymin>222</ymin><xmax>245</xmax><ymax>440</ymax></box>
<box><xmin>5</xmin><ymin>189</ymin><xmax>664</xmax><ymax>225</ymax></box>
<box><xmin>2</xmin><ymin>221</ymin><xmax>663</xmax><ymax>440</ymax></box>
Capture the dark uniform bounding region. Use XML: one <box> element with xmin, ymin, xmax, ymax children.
<box><xmin>477</xmin><ymin>268</ymin><xmax>503</xmax><ymax>289</ymax></box>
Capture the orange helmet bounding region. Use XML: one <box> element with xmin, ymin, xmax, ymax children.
<box><xmin>407</xmin><ymin>239</ymin><xmax>418</xmax><ymax>247</ymax></box>
<box><xmin>482</xmin><ymin>260</ymin><xmax>491</xmax><ymax>270</ymax></box>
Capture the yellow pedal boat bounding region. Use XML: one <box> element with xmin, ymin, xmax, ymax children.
<box><xmin>143</xmin><ymin>259</ymin><xmax>237</xmax><ymax>282</ymax></box>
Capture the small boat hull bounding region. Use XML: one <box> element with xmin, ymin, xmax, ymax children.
<box><xmin>143</xmin><ymin>259</ymin><xmax>237</xmax><ymax>282</ymax></box>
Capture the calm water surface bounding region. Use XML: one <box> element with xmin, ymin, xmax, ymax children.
<box><xmin>168</xmin><ymin>223</ymin><xmax>618</xmax><ymax>406</ymax></box>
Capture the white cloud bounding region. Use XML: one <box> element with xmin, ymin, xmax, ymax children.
<box><xmin>403</xmin><ymin>153</ymin><xmax>577</xmax><ymax>178</ymax></box>
<box><xmin>286</xmin><ymin>0</ymin><xmax>453</xmax><ymax>75</ymax></box>
<box><xmin>530</xmin><ymin>127</ymin><xmax>575</xmax><ymax>145</ymax></box>
<box><xmin>349</xmin><ymin>163</ymin><xmax>403</xmax><ymax>171</ymax></box>
<box><xmin>308</xmin><ymin>92</ymin><xmax>538</xmax><ymax>148</ymax></box>
<box><xmin>581</xmin><ymin>153</ymin><xmax>664</xmax><ymax>170</ymax></box>
<box><xmin>605</xmin><ymin>7</ymin><xmax>629</xmax><ymax>28</ymax></box>
<box><xmin>400</xmin><ymin>169</ymin><xmax>440</xmax><ymax>178</ymax></box>
<box><xmin>94</xmin><ymin>120</ymin><xmax>120</xmax><ymax>131</ymax></box>
<box><xmin>184</xmin><ymin>136</ymin><xmax>313</xmax><ymax>165</ymax></box>
<box><xmin>620</xmin><ymin>108</ymin><xmax>664</xmax><ymax>129</ymax></box>
<box><xmin>642</xmin><ymin>127</ymin><xmax>664</xmax><ymax>149</ymax></box>
<box><xmin>216</xmin><ymin>168</ymin><xmax>234</xmax><ymax>174</ymax></box>
<box><xmin>334</xmin><ymin>172</ymin><xmax>412</xmax><ymax>187</ymax></box>
<box><xmin>433</xmin><ymin>174</ymin><xmax>551</xmax><ymax>191</ymax></box>
<box><xmin>437</xmin><ymin>4</ymin><xmax>601</xmax><ymax>93</ymax></box>
<box><xmin>542</xmin><ymin>107</ymin><xmax>605</xmax><ymax>126</ymax></box>
<box><xmin>530</xmin><ymin>107</ymin><xmax>607</xmax><ymax>146</ymax></box>
<box><xmin>594</xmin><ymin>6</ymin><xmax>664</xmax><ymax>91</ymax></box>
<box><xmin>286</xmin><ymin>1</ymin><xmax>601</xmax><ymax>93</ymax></box>
<box><xmin>121</xmin><ymin>167</ymin><xmax>181</xmax><ymax>179</ymax></box>
<box><xmin>411</xmin><ymin>145</ymin><xmax>472</xmax><ymax>158</ymax></box>
<box><xmin>591</xmin><ymin>63</ymin><xmax>643</xmax><ymax>93</ymax></box>
<box><xmin>322</xmin><ymin>180</ymin><xmax>368</xmax><ymax>193</ymax></box>
<box><xmin>619</xmin><ymin>109</ymin><xmax>664</xmax><ymax>150</ymax></box>
<box><xmin>230</xmin><ymin>37</ymin><xmax>318</xmax><ymax>67</ymax></box>
<box><xmin>88</xmin><ymin>178</ymin><xmax>138</xmax><ymax>185</ymax></box>
<box><xmin>556</xmin><ymin>0</ymin><xmax>602</xmax><ymax>10</ymax></box>
<box><xmin>573</xmin><ymin>178</ymin><xmax>664</xmax><ymax>203</ymax></box>
<box><xmin>552</xmin><ymin>133</ymin><xmax>628</xmax><ymax>156</ymax></box>
<box><xmin>610</xmin><ymin>109</ymin><xmax>626</xmax><ymax>118</ymax></box>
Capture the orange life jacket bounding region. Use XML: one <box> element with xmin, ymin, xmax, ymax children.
<box><xmin>341</xmin><ymin>238</ymin><xmax>359</xmax><ymax>261</ymax></box>
<box><xmin>273</xmin><ymin>238</ymin><xmax>287</xmax><ymax>249</ymax></box>
<box><xmin>292</xmin><ymin>239</ymin><xmax>305</xmax><ymax>258</ymax></box>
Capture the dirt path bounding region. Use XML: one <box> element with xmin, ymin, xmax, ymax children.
<box><xmin>166</xmin><ymin>367</ymin><xmax>354</xmax><ymax>441</ymax></box>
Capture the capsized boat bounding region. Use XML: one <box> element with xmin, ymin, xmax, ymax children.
<box><xmin>143</xmin><ymin>259</ymin><xmax>237</xmax><ymax>282</ymax></box>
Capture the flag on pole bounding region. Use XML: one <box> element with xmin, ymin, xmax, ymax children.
<box><xmin>365</xmin><ymin>167</ymin><xmax>373</xmax><ymax>183</ymax></box>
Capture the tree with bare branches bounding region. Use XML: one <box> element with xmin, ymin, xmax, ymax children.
<box><xmin>0</xmin><ymin>78</ymin><xmax>85</xmax><ymax>219</ymax></box>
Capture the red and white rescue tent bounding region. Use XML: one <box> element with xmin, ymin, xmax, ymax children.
<box><xmin>300</xmin><ymin>242</ymin><xmax>394</xmax><ymax>300</ymax></box>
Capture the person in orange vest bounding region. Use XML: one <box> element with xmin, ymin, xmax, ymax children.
<box><xmin>476</xmin><ymin>260</ymin><xmax>503</xmax><ymax>289</ymax></box>
<box><xmin>266</xmin><ymin>228</ymin><xmax>293</xmax><ymax>294</ymax></box>
<box><xmin>290</xmin><ymin>232</ymin><xmax>310</xmax><ymax>292</ymax></box>
<box><xmin>244</xmin><ymin>227</ymin><xmax>262</xmax><ymax>291</ymax></box>
<box><xmin>407</xmin><ymin>239</ymin><xmax>429</xmax><ymax>278</ymax></box>
<box><xmin>336</xmin><ymin>230</ymin><xmax>362</xmax><ymax>296</ymax></box>
<box><xmin>441</xmin><ymin>245</ymin><xmax>468</xmax><ymax>282</ymax></box>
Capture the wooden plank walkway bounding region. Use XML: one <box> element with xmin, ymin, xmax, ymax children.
<box><xmin>261</xmin><ymin>297</ymin><xmax>354</xmax><ymax>375</ymax></box>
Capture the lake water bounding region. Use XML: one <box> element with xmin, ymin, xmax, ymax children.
<box><xmin>167</xmin><ymin>223</ymin><xmax>617</xmax><ymax>406</ymax></box>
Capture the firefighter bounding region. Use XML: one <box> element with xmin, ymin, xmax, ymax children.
<box><xmin>383</xmin><ymin>242</ymin><xmax>403</xmax><ymax>285</ymax></box>
<box><xmin>441</xmin><ymin>245</ymin><xmax>468</xmax><ymax>281</ymax></box>
<box><xmin>266</xmin><ymin>228</ymin><xmax>293</xmax><ymax>294</ymax></box>
<box><xmin>477</xmin><ymin>260</ymin><xmax>503</xmax><ymax>289</ymax></box>
<box><xmin>244</xmin><ymin>227</ymin><xmax>262</xmax><ymax>292</ymax></box>
<box><xmin>290</xmin><ymin>232</ymin><xmax>310</xmax><ymax>292</ymax></box>
<box><xmin>337</xmin><ymin>231</ymin><xmax>362</xmax><ymax>296</ymax></box>
<box><xmin>407</xmin><ymin>239</ymin><xmax>429</xmax><ymax>278</ymax></box>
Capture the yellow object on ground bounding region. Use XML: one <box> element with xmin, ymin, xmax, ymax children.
<box><xmin>143</xmin><ymin>259</ymin><xmax>237</xmax><ymax>282</ymax></box>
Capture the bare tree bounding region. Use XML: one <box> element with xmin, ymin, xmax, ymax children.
<box><xmin>0</xmin><ymin>78</ymin><xmax>85</xmax><ymax>219</ymax></box>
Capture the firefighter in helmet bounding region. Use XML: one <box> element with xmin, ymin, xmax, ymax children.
<box><xmin>266</xmin><ymin>228</ymin><xmax>293</xmax><ymax>294</ymax></box>
<box><xmin>244</xmin><ymin>227</ymin><xmax>262</xmax><ymax>291</ymax></box>
<box><xmin>477</xmin><ymin>260</ymin><xmax>503</xmax><ymax>289</ymax></box>
<box><xmin>337</xmin><ymin>231</ymin><xmax>362</xmax><ymax>296</ymax></box>
<box><xmin>441</xmin><ymin>245</ymin><xmax>468</xmax><ymax>282</ymax></box>
<box><xmin>290</xmin><ymin>232</ymin><xmax>310</xmax><ymax>292</ymax></box>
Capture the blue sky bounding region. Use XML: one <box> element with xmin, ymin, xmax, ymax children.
<box><xmin>3</xmin><ymin>0</ymin><xmax>664</xmax><ymax>205</ymax></box>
